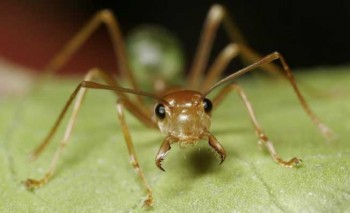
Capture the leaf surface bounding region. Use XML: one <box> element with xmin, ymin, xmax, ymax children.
<box><xmin>1</xmin><ymin>67</ymin><xmax>349</xmax><ymax>212</ymax></box>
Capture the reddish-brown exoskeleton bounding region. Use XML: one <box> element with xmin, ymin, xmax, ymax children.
<box><xmin>23</xmin><ymin>5</ymin><xmax>332</xmax><ymax>207</ymax></box>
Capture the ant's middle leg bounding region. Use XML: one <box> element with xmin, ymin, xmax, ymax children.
<box><xmin>205</xmin><ymin>52</ymin><xmax>333</xmax><ymax>140</ymax></box>
<box><xmin>24</xmin><ymin>68</ymin><xmax>156</xmax><ymax>190</ymax></box>
<box><xmin>212</xmin><ymin>82</ymin><xmax>302</xmax><ymax>168</ymax></box>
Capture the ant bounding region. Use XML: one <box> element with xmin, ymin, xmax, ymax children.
<box><xmin>23</xmin><ymin>4</ymin><xmax>332</xmax><ymax>207</ymax></box>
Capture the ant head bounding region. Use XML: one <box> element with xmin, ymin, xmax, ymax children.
<box><xmin>155</xmin><ymin>90</ymin><xmax>212</xmax><ymax>142</ymax></box>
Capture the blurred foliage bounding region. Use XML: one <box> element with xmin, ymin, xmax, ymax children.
<box><xmin>126</xmin><ymin>25</ymin><xmax>185</xmax><ymax>89</ymax></box>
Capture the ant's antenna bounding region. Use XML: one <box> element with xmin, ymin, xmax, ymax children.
<box><xmin>82</xmin><ymin>81</ymin><xmax>169</xmax><ymax>105</ymax></box>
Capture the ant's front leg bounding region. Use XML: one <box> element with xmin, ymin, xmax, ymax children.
<box><xmin>155</xmin><ymin>136</ymin><xmax>177</xmax><ymax>172</ymax></box>
<box><xmin>115</xmin><ymin>100</ymin><xmax>154</xmax><ymax>207</ymax></box>
<box><xmin>207</xmin><ymin>134</ymin><xmax>226</xmax><ymax>165</ymax></box>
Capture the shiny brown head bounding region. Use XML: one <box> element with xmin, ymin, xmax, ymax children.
<box><xmin>154</xmin><ymin>90</ymin><xmax>225</xmax><ymax>171</ymax></box>
<box><xmin>155</xmin><ymin>90</ymin><xmax>212</xmax><ymax>142</ymax></box>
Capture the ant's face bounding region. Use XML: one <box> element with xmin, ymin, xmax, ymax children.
<box><xmin>155</xmin><ymin>90</ymin><xmax>212</xmax><ymax>142</ymax></box>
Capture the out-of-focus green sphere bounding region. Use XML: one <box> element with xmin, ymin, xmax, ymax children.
<box><xmin>125</xmin><ymin>25</ymin><xmax>185</xmax><ymax>89</ymax></box>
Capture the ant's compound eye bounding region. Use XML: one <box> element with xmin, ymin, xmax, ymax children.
<box><xmin>155</xmin><ymin>103</ymin><xmax>166</xmax><ymax>119</ymax></box>
<box><xmin>203</xmin><ymin>98</ymin><xmax>213</xmax><ymax>113</ymax></box>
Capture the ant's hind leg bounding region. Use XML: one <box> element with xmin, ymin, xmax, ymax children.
<box><xmin>212</xmin><ymin>83</ymin><xmax>302</xmax><ymax>168</ymax></box>
<box><xmin>219</xmin><ymin>5</ymin><xmax>284</xmax><ymax>75</ymax></box>
<box><xmin>42</xmin><ymin>9</ymin><xmax>139</xmax><ymax>92</ymax></box>
<box><xmin>187</xmin><ymin>4</ymin><xmax>282</xmax><ymax>89</ymax></box>
<box><xmin>200</xmin><ymin>43</ymin><xmax>240</xmax><ymax>92</ymax></box>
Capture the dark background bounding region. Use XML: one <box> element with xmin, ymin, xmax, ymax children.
<box><xmin>1</xmin><ymin>0</ymin><xmax>350</xmax><ymax>74</ymax></box>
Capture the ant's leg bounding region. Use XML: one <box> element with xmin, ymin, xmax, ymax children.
<box><xmin>24</xmin><ymin>70</ymin><xmax>99</xmax><ymax>189</ymax></box>
<box><xmin>212</xmin><ymin>83</ymin><xmax>301</xmax><ymax>167</ymax></box>
<box><xmin>24</xmin><ymin>68</ymin><xmax>156</xmax><ymax>189</ymax></box>
<box><xmin>187</xmin><ymin>5</ymin><xmax>225</xmax><ymax>88</ymax></box>
<box><xmin>198</xmin><ymin>44</ymin><xmax>279</xmax><ymax>93</ymax></box>
<box><xmin>187</xmin><ymin>4</ymin><xmax>282</xmax><ymax>89</ymax></box>
<box><xmin>206</xmin><ymin>52</ymin><xmax>333</xmax><ymax>140</ymax></box>
<box><xmin>116</xmin><ymin>100</ymin><xmax>153</xmax><ymax>207</ymax></box>
<box><xmin>200</xmin><ymin>43</ymin><xmax>239</xmax><ymax>92</ymax></box>
<box><xmin>220</xmin><ymin>5</ymin><xmax>283</xmax><ymax>75</ymax></box>
<box><xmin>42</xmin><ymin>10</ymin><xmax>139</xmax><ymax>92</ymax></box>
<box><xmin>30</xmin><ymin>68</ymin><xmax>155</xmax><ymax>161</ymax></box>
<box><xmin>91</xmin><ymin>69</ymin><xmax>155</xmax><ymax>128</ymax></box>
<box><xmin>221</xmin><ymin>5</ymin><xmax>328</xmax><ymax>98</ymax></box>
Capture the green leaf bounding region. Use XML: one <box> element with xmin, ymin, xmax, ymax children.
<box><xmin>1</xmin><ymin>67</ymin><xmax>349</xmax><ymax>212</ymax></box>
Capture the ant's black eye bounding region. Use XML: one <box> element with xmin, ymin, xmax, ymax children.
<box><xmin>203</xmin><ymin>98</ymin><xmax>213</xmax><ymax>113</ymax></box>
<box><xmin>155</xmin><ymin>104</ymin><xmax>166</xmax><ymax>119</ymax></box>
